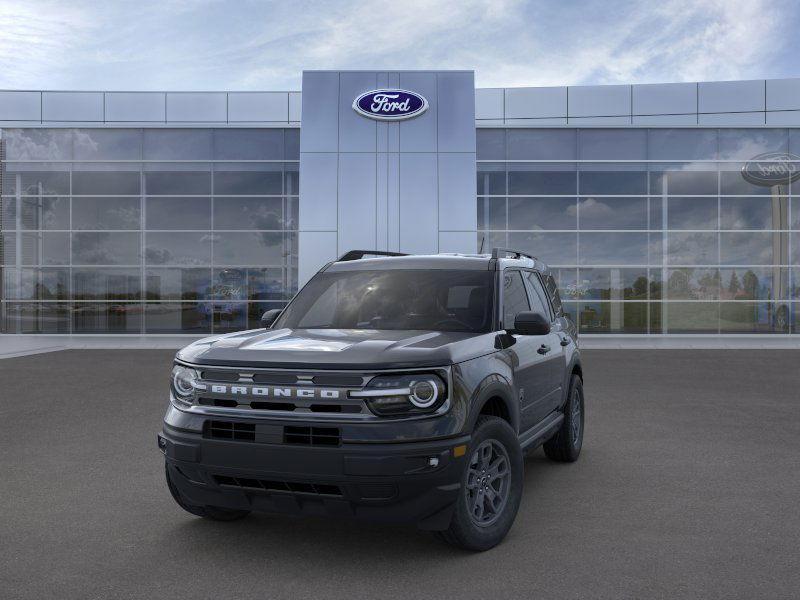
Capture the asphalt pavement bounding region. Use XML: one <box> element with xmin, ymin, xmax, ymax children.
<box><xmin>1</xmin><ymin>349</ymin><xmax>799</xmax><ymax>599</ymax></box>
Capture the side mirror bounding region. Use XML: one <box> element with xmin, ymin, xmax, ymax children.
<box><xmin>260</xmin><ymin>309</ymin><xmax>283</xmax><ymax>329</ymax></box>
<box><xmin>512</xmin><ymin>311</ymin><xmax>551</xmax><ymax>336</ymax></box>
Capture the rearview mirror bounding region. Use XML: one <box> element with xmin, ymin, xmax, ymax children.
<box><xmin>260</xmin><ymin>309</ymin><xmax>282</xmax><ymax>329</ymax></box>
<box><xmin>512</xmin><ymin>311</ymin><xmax>551</xmax><ymax>336</ymax></box>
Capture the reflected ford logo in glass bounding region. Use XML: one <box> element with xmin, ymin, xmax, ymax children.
<box><xmin>741</xmin><ymin>152</ymin><xmax>800</xmax><ymax>186</ymax></box>
<box><xmin>352</xmin><ymin>89</ymin><xmax>428</xmax><ymax>121</ymax></box>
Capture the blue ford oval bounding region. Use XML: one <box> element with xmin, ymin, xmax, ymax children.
<box><xmin>353</xmin><ymin>89</ymin><xmax>428</xmax><ymax>121</ymax></box>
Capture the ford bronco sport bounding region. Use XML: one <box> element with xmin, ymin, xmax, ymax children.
<box><xmin>159</xmin><ymin>248</ymin><xmax>584</xmax><ymax>551</ymax></box>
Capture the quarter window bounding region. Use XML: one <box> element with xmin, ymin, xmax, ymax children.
<box><xmin>502</xmin><ymin>271</ymin><xmax>530</xmax><ymax>328</ymax></box>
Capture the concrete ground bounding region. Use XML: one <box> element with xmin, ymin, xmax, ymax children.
<box><xmin>1</xmin><ymin>349</ymin><xmax>799</xmax><ymax>600</ymax></box>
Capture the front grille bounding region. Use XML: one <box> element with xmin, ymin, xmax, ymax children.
<box><xmin>213</xmin><ymin>475</ymin><xmax>343</xmax><ymax>497</ymax></box>
<box><xmin>284</xmin><ymin>426</ymin><xmax>341</xmax><ymax>446</ymax></box>
<box><xmin>205</xmin><ymin>420</ymin><xmax>255</xmax><ymax>441</ymax></box>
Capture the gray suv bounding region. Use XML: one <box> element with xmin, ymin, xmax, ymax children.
<box><xmin>159</xmin><ymin>248</ymin><xmax>584</xmax><ymax>551</ymax></box>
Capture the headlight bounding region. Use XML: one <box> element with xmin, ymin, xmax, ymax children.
<box><xmin>351</xmin><ymin>373</ymin><xmax>447</xmax><ymax>416</ymax></box>
<box><xmin>171</xmin><ymin>365</ymin><xmax>200</xmax><ymax>402</ymax></box>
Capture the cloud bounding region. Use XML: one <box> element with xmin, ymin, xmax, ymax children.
<box><xmin>0</xmin><ymin>0</ymin><xmax>795</xmax><ymax>90</ymax></box>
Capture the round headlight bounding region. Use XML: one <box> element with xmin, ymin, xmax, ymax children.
<box><xmin>409</xmin><ymin>379</ymin><xmax>439</xmax><ymax>408</ymax></box>
<box><xmin>172</xmin><ymin>365</ymin><xmax>198</xmax><ymax>398</ymax></box>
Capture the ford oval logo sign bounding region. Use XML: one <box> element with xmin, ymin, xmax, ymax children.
<box><xmin>741</xmin><ymin>152</ymin><xmax>800</xmax><ymax>187</ymax></box>
<box><xmin>353</xmin><ymin>89</ymin><xmax>428</xmax><ymax>121</ymax></box>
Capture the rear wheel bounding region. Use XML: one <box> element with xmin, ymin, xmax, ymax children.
<box><xmin>436</xmin><ymin>416</ymin><xmax>523</xmax><ymax>551</ymax></box>
<box><xmin>165</xmin><ymin>463</ymin><xmax>250</xmax><ymax>521</ymax></box>
<box><xmin>543</xmin><ymin>374</ymin><xmax>584</xmax><ymax>462</ymax></box>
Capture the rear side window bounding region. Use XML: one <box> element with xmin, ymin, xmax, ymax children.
<box><xmin>502</xmin><ymin>271</ymin><xmax>530</xmax><ymax>328</ymax></box>
<box><xmin>544</xmin><ymin>274</ymin><xmax>564</xmax><ymax>316</ymax></box>
<box><xmin>523</xmin><ymin>271</ymin><xmax>552</xmax><ymax>320</ymax></box>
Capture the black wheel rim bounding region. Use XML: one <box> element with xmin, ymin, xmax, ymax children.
<box><xmin>571</xmin><ymin>388</ymin><xmax>582</xmax><ymax>448</ymax></box>
<box><xmin>466</xmin><ymin>439</ymin><xmax>511</xmax><ymax>527</ymax></box>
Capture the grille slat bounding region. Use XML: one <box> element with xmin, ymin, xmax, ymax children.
<box><xmin>213</xmin><ymin>475</ymin><xmax>343</xmax><ymax>497</ymax></box>
<box><xmin>205</xmin><ymin>420</ymin><xmax>255</xmax><ymax>441</ymax></box>
<box><xmin>283</xmin><ymin>426</ymin><xmax>341</xmax><ymax>447</ymax></box>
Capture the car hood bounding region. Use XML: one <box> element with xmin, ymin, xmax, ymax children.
<box><xmin>176</xmin><ymin>327</ymin><xmax>496</xmax><ymax>370</ymax></box>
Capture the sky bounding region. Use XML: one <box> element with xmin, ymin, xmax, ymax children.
<box><xmin>0</xmin><ymin>0</ymin><xmax>798</xmax><ymax>91</ymax></box>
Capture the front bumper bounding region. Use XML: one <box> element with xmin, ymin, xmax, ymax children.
<box><xmin>159</xmin><ymin>418</ymin><xmax>470</xmax><ymax>530</ymax></box>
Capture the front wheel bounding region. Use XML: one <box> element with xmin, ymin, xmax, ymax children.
<box><xmin>435</xmin><ymin>416</ymin><xmax>523</xmax><ymax>551</ymax></box>
<box><xmin>543</xmin><ymin>374</ymin><xmax>584</xmax><ymax>462</ymax></box>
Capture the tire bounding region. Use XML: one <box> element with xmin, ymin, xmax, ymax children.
<box><xmin>165</xmin><ymin>463</ymin><xmax>250</xmax><ymax>522</ymax></box>
<box><xmin>543</xmin><ymin>374</ymin><xmax>584</xmax><ymax>463</ymax></box>
<box><xmin>435</xmin><ymin>416</ymin><xmax>524</xmax><ymax>551</ymax></box>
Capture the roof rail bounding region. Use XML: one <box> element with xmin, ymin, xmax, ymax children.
<box><xmin>337</xmin><ymin>250</ymin><xmax>409</xmax><ymax>262</ymax></box>
<box><xmin>491</xmin><ymin>247</ymin><xmax>538</xmax><ymax>261</ymax></box>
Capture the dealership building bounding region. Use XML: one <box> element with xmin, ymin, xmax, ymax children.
<box><xmin>1</xmin><ymin>70</ymin><xmax>799</xmax><ymax>338</ymax></box>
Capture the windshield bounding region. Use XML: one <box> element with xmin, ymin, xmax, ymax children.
<box><xmin>275</xmin><ymin>269</ymin><xmax>495</xmax><ymax>333</ymax></box>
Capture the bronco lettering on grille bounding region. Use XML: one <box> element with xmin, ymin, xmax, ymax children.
<box><xmin>209</xmin><ymin>385</ymin><xmax>341</xmax><ymax>399</ymax></box>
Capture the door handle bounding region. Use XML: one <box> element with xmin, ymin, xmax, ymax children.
<box><xmin>560</xmin><ymin>337</ymin><xmax>569</xmax><ymax>347</ymax></box>
<box><xmin>537</xmin><ymin>344</ymin><xmax>551</xmax><ymax>355</ymax></box>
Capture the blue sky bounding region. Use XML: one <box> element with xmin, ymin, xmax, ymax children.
<box><xmin>1</xmin><ymin>0</ymin><xmax>798</xmax><ymax>90</ymax></box>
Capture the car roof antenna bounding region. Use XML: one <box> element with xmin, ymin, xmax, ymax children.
<box><xmin>479</xmin><ymin>235</ymin><xmax>485</xmax><ymax>254</ymax></box>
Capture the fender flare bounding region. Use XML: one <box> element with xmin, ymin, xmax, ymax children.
<box><xmin>465</xmin><ymin>373</ymin><xmax>519</xmax><ymax>434</ymax></box>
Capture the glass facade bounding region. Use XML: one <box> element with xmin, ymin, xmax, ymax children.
<box><xmin>478</xmin><ymin>128</ymin><xmax>800</xmax><ymax>335</ymax></box>
<box><xmin>0</xmin><ymin>128</ymin><xmax>299</xmax><ymax>333</ymax></box>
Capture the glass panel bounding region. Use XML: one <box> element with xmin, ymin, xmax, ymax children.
<box><xmin>476</xmin><ymin>129</ymin><xmax>505</xmax><ymax>160</ymax></box>
<box><xmin>144</xmin><ymin>171</ymin><xmax>211</xmax><ymax>195</ymax></box>
<box><xmin>145</xmin><ymin>197</ymin><xmax>211</xmax><ymax>230</ymax></box>
<box><xmin>667</xmin><ymin>197</ymin><xmax>718</xmax><ymax>230</ymax></box>
<box><xmin>718</xmin><ymin>129</ymin><xmax>788</xmax><ymax>160</ymax></box>
<box><xmin>720</xmin><ymin>197</ymin><xmax>786</xmax><ymax>230</ymax></box>
<box><xmin>547</xmin><ymin>268</ymin><xmax>579</xmax><ymax>302</ymax></box>
<box><xmin>73</xmin><ymin>129</ymin><xmax>141</xmax><ymax>160</ymax></box>
<box><xmin>20</xmin><ymin>197</ymin><xmax>69</xmax><ymax>230</ymax></box>
<box><xmin>577</xmin><ymin>302</ymin><xmax>648</xmax><ymax>333</ymax></box>
<box><xmin>213</xmin><ymin>232</ymin><xmax>295</xmax><ymax>266</ymax></box>
<box><xmin>213</xmin><ymin>197</ymin><xmax>284</xmax><ymax>229</ymax></box>
<box><xmin>792</xmin><ymin>268</ymin><xmax>800</xmax><ymax>299</ymax></box>
<box><xmin>720</xmin><ymin>168</ymin><xmax>777</xmax><ymax>196</ymax></box>
<box><xmin>10</xmin><ymin>170</ymin><xmax>70</xmax><ymax>195</ymax></box>
<box><xmin>12</xmin><ymin>268</ymin><xmax>70</xmax><ymax>300</ymax></box>
<box><xmin>648</xmin><ymin>129</ymin><xmax>718</xmax><ymax>161</ymax></box>
<box><xmin>3</xmin><ymin>129</ymin><xmax>73</xmax><ymax>160</ymax></box>
<box><xmin>213</xmin><ymin>168</ymin><xmax>283</xmax><ymax>195</ymax></box>
<box><xmin>477</xmin><ymin>197</ymin><xmax>505</xmax><ymax>230</ymax></box>
<box><xmin>502</xmin><ymin>271</ymin><xmax>530</xmax><ymax>327</ymax></box>
<box><xmin>561</xmin><ymin>301</ymin><xmax>578</xmax><ymax>325</ymax></box>
<box><xmin>145</xmin><ymin>268</ymin><xmax>212</xmax><ymax>300</ymax></box>
<box><xmin>719</xmin><ymin>302</ymin><xmax>781</xmax><ymax>333</ymax></box>
<box><xmin>578</xmin><ymin>129</ymin><xmax>646</xmax><ymax>160</ymax></box>
<box><xmin>19</xmin><ymin>232</ymin><xmax>70</xmax><ymax>265</ymax></box>
<box><xmin>650</xmin><ymin>169</ymin><xmax>717</xmax><ymax>195</ymax></box>
<box><xmin>247</xmin><ymin>302</ymin><xmax>286</xmax><ymax>329</ymax></box>
<box><xmin>719</xmin><ymin>267</ymin><xmax>787</xmax><ymax>301</ymax></box>
<box><xmin>508</xmin><ymin>167</ymin><xmax>576</xmax><ymax>195</ymax></box>
<box><xmin>72</xmin><ymin>197</ymin><xmax>140</xmax><ymax>230</ymax></box>
<box><xmin>507</xmin><ymin>232</ymin><xmax>577</xmax><ymax>265</ymax></box>
<box><xmin>579</xmin><ymin>233</ymin><xmax>649</xmax><ymax>265</ymax></box>
<box><xmin>664</xmin><ymin>302</ymin><xmax>719</xmax><ymax>333</ymax></box>
<box><xmin>72</xmin><ymin>303</ymin><xmax>142</xmax><ymax>333</ymax></box>
<box><xmin>508</xmin><ymin>197</ymin><xmax>576</xmax><ymax>230</ymax></box>
<box><xmin>649</xmin><ymin>197</ymin><xmax>663</xmax><ymax>230</ymax></box>
<box><xmin>1</xmin><ymin>198</ymin><xmax>17</xmax><ymax>228</ymax></box>
<box><xmin>579</xmin><ymin>171</ymin><xmax>647</xmax><ymax>195</ymax></box>
<box><xmin>72</xmin><ymin>171</ymin><xmax>141</xmax><ymax>195</ymax></box>
<box><xmin>666</xmin><ymin>232</ymin><xmax>718</xmax><ymax>265</ymax></box>
<box><xmin>649</xmin><ymin>302</ymin><xmax>662</xmax><ymax>333</ymax></box>
<box><xmin>145</xmin><ymin>232</ymin><xmax>212</xmax><ymax>266</ymax></box>
<box><xmin>577</xmin><ymin>268</ymin><xmax>649</xmax><ymax>300</ymax></box>
<box><xmin>72</xmin><ymin>268</ymin><xmax>141</xmax><ymax>300</ymax></box>
<box><xmin>794</xmin><ymin>232</ymin><xmax>800</xmax><ymax>265</ymax></box>
<box><xmin>285</xmin><ymin>129</ymin><xmax>300</xmax><ymax>159</ymax></box>
<box><xmin>476</xmin><ymin>164</ymin><xmax>506</xmax><ymax>195</ymax></box>
<box><xmin>285</xmin><ymin>197</ymin><xmax>298</xmax><ymax>231</ymax></box>
<box><xmin>507</xmin><ymin>129</ymin><xmax>575</xmax><ymax>160</ymax></box>
<box><xmin>212</xmin><ymin>302</ymin><xmax>247</xmax><ymax>332</ymax></box>
<box><xmin>1</xmin><ymin>232</ymin><xmax>15</xmax><ymax>264</ymax></box>
<box><xmin>144</xmin><ymin>303</ymin><xmax>211</xmax><ymax>333</ymax></box>
<box><xmin>666</xmin><ymin>268</ymin><xmax>720</xmax><ymax>300</ymax></box>
<box><xmin>244</xmin><ymin>268</ymin><xmax>289</xmax><ymax>300</ymax></box>
<box><xmin>720</xmin><ymin>232</ymin><xmax>777</xmax><ymax>265</ymax></box>
<box><xmin>649</xmin><ymin>269</ymin><xmax>663</xmax><ymax>300</ymax></box>
<box><xmin>143</xmin><ymin>129</ymin><xmax>213</xmax><ymax>160</ymax></box>
<box><xmin>213</xmin><ymin>129</ymin><xmax>283</xmax><ymax>160</ymax></box>
<box><xmin>72</xmin><ymin>232</ymin><xmax>140</xmax><ymax>265</ymax></box>
<box><xmin>3</xmin><ymin>302</ymin><xmax>70</xmax><ymax>333</ymax></box>
<box><xmin>578</xmin><ymin>197</ymin><xmax>646</xmax><ymax>230</ymax></box>
<box><xmin>284</xmin><ymin>163</ymin><xmax>299</xmax><ymax>196</ymax></box>
<box><xmin>793</xmin><ymin>198</ymin><xmax>800</xmax><ymax>230</ymax></box>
